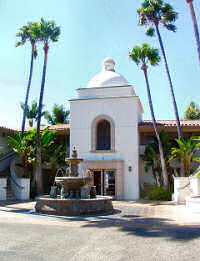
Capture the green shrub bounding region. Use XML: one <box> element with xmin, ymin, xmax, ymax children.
<box><xmin>148</xmin><ymin>185</ymin><xmax>172</xmax><ymax>201</ymax></box>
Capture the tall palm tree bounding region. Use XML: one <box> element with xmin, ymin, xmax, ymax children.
<box><xmin>36</xmin><ymin>18</ymin><xmax>61</xmax><ymax>195</ymax></box>
<box><xmin>137</xmin><ymin>0</ymin><xmax>182</xmax><ymax>139</ymax></box>
<box><xmin>16</xmin><ymin>22</ymin><xmax>41</xmax><ymax>136</ymax></box>
<box><xmin>186</xmin><ymin>0</ymin><xmax>200</xmax><ymax>66</ymax></box>
<box><xmin>44</xmin><ymin>104</ymin><xmax>70</xmax><ymax>125</ymax></box>
<box><xmin>129</xmin><ymin>43</ymin><xmax>169</xmax><ymax>189</ymax></box>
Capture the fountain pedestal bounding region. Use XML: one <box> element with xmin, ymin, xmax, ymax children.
<box><xmin>35</xmin><ymin>148</ymin><xmax>113</xmax><ymax>216</ymax></box>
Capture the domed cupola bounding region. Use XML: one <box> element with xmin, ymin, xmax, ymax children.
<box><xmin>87</xmin><ymin>57</ymin><xmax>129</xmax><ymax>88</ymax></box>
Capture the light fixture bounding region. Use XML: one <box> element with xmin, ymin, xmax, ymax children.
<box><xmin>128</xmin><ymin>162</ymin><xmax>132</xmax><ymax>172</ymax></box>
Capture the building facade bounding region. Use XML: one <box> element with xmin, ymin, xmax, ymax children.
<box><xmin>2</xmin><ymin>58</ymin><xmax>200</xmax><ymax>201</ymax></box>
<box><xmin>68</xmin><ymin>57</ymin><xmax>200</xmax><ymax>200</ymax></box>
<box><xmin>69</xmin><ymin>57</ymin><xmax>145</xmax><ymax>200</ymax></box>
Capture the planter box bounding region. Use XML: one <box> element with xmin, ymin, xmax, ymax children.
<box><xmin>0</xmin><ymin>178</ymin><xmax>7</xmax><ymax>200</ymax></box>
<box><xmin>173</xmin><ymin>177</ymin><xmax>190</xmax><ymax>204</ymax></box>
<box><xmin>189</xmin><ymin>175</ymin><xmax>200</xmax><ymax>196</ymax></box>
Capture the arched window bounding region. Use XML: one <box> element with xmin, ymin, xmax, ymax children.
<box><xmin>91</xmin><ymin>115</ymin><xmax>115</xmax><ymax>152</ymax></box>
<box><xmin>96</xmin><ymin>120</ymin><xmax>111</xmax><ymax>150</ymax></box>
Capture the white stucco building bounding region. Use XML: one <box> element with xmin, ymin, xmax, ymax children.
<box><xmin>69</xmin><ymin>57</ymin><xmax>143</xmax><ymax>200</ymax></box>
<box><xmin>68</xmin><ymin>57</ymin><xmax>200</xmax><ymax>200</ymax></box>
<box><xmin>1</xmin><ymin>58</ymin><xmax>200</xmax><ymax>201</ymax></box>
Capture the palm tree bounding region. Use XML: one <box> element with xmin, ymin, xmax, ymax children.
<box><xmin>129</xmin><ymin>43</ymin><xmax>169</xmax><ymax>189</ymax></box>
<box><xmin>137</xmin><ymin>0</ymin><xmax>182</xmax><ymax>139</ymax></box>
<box><xmin>142</xmin><ymin>131</ymin><xmax>172</xmax><ymax>186</ymax></box>
<box><xmin>44</xmin><ymin>104</ymin><xmax>70</xmax><ymax>125</ymax></box>
<box><xmin>169</xmin><ymin>137</ymin><xmax>200</xmax><ymax>176</ymax></box>
<box><xmin>186</xmin><ymin>0</ymin><xmax>200</xmax><ymax>66</ymax></box>
<box><xmin>35</xmin><ymin>18</ymin><xmax>61</xmax><ymax>195</ymax></box>
<box><xmin>142</xmin><ymin>144</ymin><xmax>162</xmax><ymax>186</ymax></box>
<box><xmin>20</xmin><ymin>100</ymin><xmax>46</xmax><ymax>127</ymax></box>
<box><xmin>184</xmin><ymin>101</ymin><xmax>200</xmax><ymax>120</ymax></box>
<box><xmin>8</xmin><ymin>132</ymin><xmax>34</xmax><ymax>177</ymax></box>
<box><xmin>16</xmin><ymin>22</ymin><xmax>40</xmax><ymax>136</ymax></box>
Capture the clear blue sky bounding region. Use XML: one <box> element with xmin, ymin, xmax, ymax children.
<box><xmin>0</xmin><ymin>0</ymin><xmax>200</xmax><ymax>129</ymax></box>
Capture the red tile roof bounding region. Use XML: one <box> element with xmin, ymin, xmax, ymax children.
<box><xmin>40</xmin><ymin>124</ymin><xmax>70</xmax><ymax>131</ymax></box>
<box><xmin>0</xmin><ymin>126</ymin><xmax>15</xmax><ymax>133</ymax></box>
<box><xmin>139</xmin><ymin>120</ymin><xmax>200</xmax><ymax>127</ymax></box>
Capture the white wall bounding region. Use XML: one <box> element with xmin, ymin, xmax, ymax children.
<box><xmin>10</xmin><ymin>158</ymin><xmax>30</xmax><ymax>200</ymax></box>
<box><xmin>77</xmin><ymin>86</ymin><xmax>135</xmax><ymax>99</ymax></box>
<box><xmin>70</xmin><ymin>95</ymin><xmax>142</xmax><ymax>200</ymax></box>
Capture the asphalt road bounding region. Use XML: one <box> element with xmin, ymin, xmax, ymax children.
<box><xmin>0</xmin><ymin>201</ymin><xmax>200</xmax><ymax>261</ymax></box>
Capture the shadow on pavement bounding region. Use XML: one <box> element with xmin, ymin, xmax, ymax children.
<box><xmin>80</xmin><ymin>215</ymin><xmax>200</xmax><ymax>242</ymax></box>
<box><xmin>0</xmin><ymin>200</ymin><xmax>34</xmax><ymax>213</ymax></box>
<box><xmin>1</xmin><ymin>201</ymin><xmax>200</xmax><ymax>243</ymax></box>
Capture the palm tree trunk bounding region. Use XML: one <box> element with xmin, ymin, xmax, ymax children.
<box><xmin>186</xmin><ymin>0</ymin><xmax>200</xmax><ymax>66</ymax></box>
<box><xmin>152</xmin><ymin>168</ymin><xmax>158</xmax><ymax>186</ymax></box>
<box><xmin>36</xmin><ymin>44</ymin><xmax>49</xmax><ymax>195</ymax></box>
<box><xmin>154</xmin><ymin>23</ymin><xmax>182</xmax><ymax>140</ymax></box>
<box><xmin>21</xmin><ymin>43</ymin><xmax>35</xmax><ymax>136</ymax></box>
<box><xmin>142</xmin><ymin>65</ymin><xmax>169</xmax><ymax>190</ymax></box>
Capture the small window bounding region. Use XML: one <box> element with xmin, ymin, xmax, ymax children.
<box><xmin>96</xmin><ymin>120</ymin><xmax>111</xmax><ymax>150</ymax></box>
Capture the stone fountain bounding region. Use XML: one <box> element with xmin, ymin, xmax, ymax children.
<box><xmin>55</xmin><ymin>148</ymin><xmax>92</xmax><ymax>199</ymax></box>
<box><xmin>35</xmin><ymin>148</ymin><xmax>113</xmax><ymax>216</ymax></box>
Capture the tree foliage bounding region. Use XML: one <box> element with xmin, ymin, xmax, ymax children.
<box><xmin>129</xmin><ymin>43</ymin><xmax>160</xmax><ymax>67</ymax></box>
<box><xmin>169</xmin><ymin>137</ymin><xmax>200</xmax><ymax>176</ymax></box>
<box><xmin>8</xmin><ymin>128</ymin><xmax>66</xmax><ymax>177</ymax></box>
<box><xmin>8</xmin><ymin>132</ymin><xmax>35</xmax><ymax>176</ymax></box>
<box><xmin>20</xmin><ymin>100</ymin><xmax>46</xmax><ymax>127</ymax></box>
<box><xmin>44</xmin><ymin>104</ymin><xmax>70</xmax><ymax>125</ymax></box>
<box><xmin>142</xmin><ymin>131</ymin><xmax>172</xmax><ymax>186</ymax></box>
<box><xmin>39</xmin><ymin>18</ymin><xmax>61</xmax><ymax>45</ymax></box>
<box><xmin>137</xmin><ymin>0</ymin><xmax>178</xmax><ymax>36</ymax></box>
<box><xmin>16</xmin><ymin>22</ymin><xmax>41</xmax><ymax>57</ymax></box>
<box><xmin>184</xmin><ymin>101</ymin><xmax>200</xmax><ymax>120</ymax></box>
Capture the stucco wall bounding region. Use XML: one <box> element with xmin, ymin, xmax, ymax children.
<box><xmin>70</xmin><ymin>96</ymin><xmax>141</xmax><ymax>200</ymax></box>
<box><xmin>77</xmin><ymin>86</ymin><xmax>135</xmax><ymax>99</ymax></box>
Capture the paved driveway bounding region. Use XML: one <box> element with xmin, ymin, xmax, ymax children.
<box><xmin>0</xmin><ymin>200</ymin><xmax>200</xmax><ymax>261</ymax></box>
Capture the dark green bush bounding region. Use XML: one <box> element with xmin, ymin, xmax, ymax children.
<box><xmin>148</xmin><ymin>185</ymin><xmax>172</xmax><ymax>201</ymax></box>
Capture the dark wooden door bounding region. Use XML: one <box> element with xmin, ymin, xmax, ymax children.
<box><xmin>93</xmin><ymin>171</ymin><xmax>101</xmax><ymax>195</ymax></box>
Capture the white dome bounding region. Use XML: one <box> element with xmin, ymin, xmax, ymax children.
<box><xmin>87</xmin><ymin>57</ymin><xmax>129</xmax><ymax>88</ymax></box>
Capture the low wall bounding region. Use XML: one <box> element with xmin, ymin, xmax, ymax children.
<box><xmin>189</xmin><ymin>174</ymin><xmax>200</xmax><ymax>196</ymax></box>
<box><xmin>10</xmin><ymin>158</ymin><xmax>30</xmax><ymax>200</ymax></box>
<box><xmin>0</xmin><ymin>178</ymin><xmax>7</xmax><ymax>200</ymax></box>
<box><xmin>173</xmin><ymin>177</ymin><xmax>190</xmax><ymax>204</ymax></box>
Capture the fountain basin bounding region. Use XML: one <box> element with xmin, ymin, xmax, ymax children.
<box><xmin>35</xmin><ymin>195</ymin><xmax>114</xmax><ymax>216</ymax></box>
<box><xmin>55</xmin><ymin>176</ymin><xmax>92</xmax><ymax>191</ymax></box>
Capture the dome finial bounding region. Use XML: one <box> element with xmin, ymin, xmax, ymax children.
<box><xmin>102</xmin><ymin>57</ymin><xmax>115</xmax><ymax>72</ymax></box>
